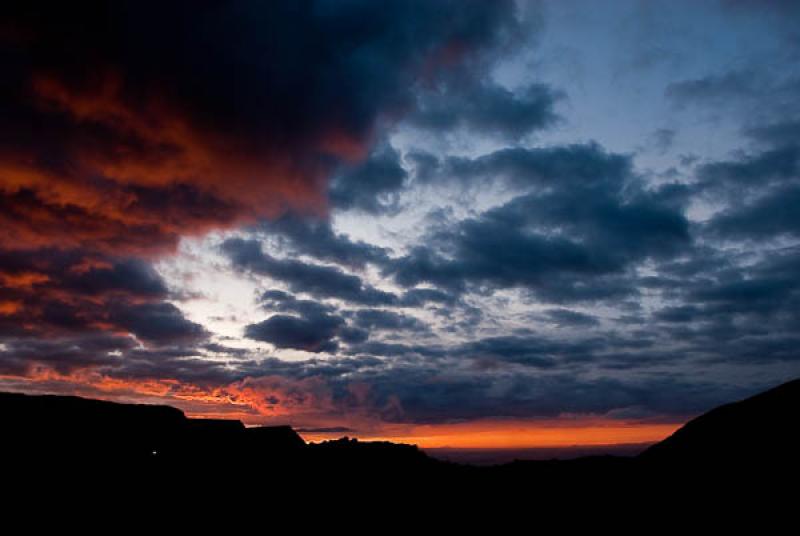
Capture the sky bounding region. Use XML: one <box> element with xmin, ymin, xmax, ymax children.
<box><xmin>1</xmin><ymin>0</ymin><xmax>799</xmax><ymax>449</ymax></box>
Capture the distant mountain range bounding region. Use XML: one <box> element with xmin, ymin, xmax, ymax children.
<box><xmin>3</xmin><ymin>378</ymin><xmax>798</xmax><ymax>497</ymax></box>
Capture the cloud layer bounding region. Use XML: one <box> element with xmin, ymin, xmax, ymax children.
<box><xmin>1</xmin><ymin>0</ymin><xmax>799</xmax><ymax>445</ymax></box>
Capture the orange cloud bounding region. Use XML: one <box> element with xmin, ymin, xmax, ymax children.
<box><xmin>0</xmin><ymin>366</ymin><xmax>682</xmax><ymax>449</ymax></box>
<box><xmin>0</xmin><ymin>300</ymin><xmax>22</xmax><ymax>315</ymax></box>
<box><xmin>0</xmin><ymin>366</ymin><xmax>335</xmax><ymax>423</ymax></box>
<box><xmin>0</xmin><ymin>272</ymin><xmax>50</xmax><ymax>289</ymax></box>
<box><xmin>0</xmin><ymin>72</ymin><xmax>349</xmax><ymax>257</ymax></box>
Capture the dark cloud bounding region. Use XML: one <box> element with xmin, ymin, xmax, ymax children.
<box><xmin>0</xmin><ymin>330</ymin><xmax>248</xmax><ymax>386</ymax></box>
<box><xmin>415</xmin><ymin>142</ymin><xmax>632</xmax><ymax>190</ymax></box>
<box><xmin>398</xmin><ymin>287</ymin><xmax>457</xmax><ymax>307</ymax></box>
<box><xmin>706</xmin><ymin>184</ymin><xmax>800</xmax><ymax>240</ymax></box>
<box><xmin>0</xmin><ymin>247</ymin><xmax>206</xmax><ymax>348</ymax></box>
<box><xmin>259</xmin><ymin>289</ymin><xmax>336</xmax><ymax>317</ymax></box>
<box><xmin>329</xmin><ymin>143</ymin><xmax>408</xmax><ymax>215</ymax></box>
<box><xmin>256</xmin><ymin>214</ymin><xmax>391</xmax><ymax>268</ymax></box>
<box><xmin>61</xmin><ymin>258</ymin><xmax>168</xmax><ymax>297</ymax></box>
<box><xmin>691</xmin><ymin>251</ymin><xmax>800</xmax><ymax>319</ymax></box>
<box><xmin>350</xmin><ymin>309</ymin><xmax>427</xmax><ymax>333</ymax></box>
<box><xmin>408</xmin><ymin>81</ymin><xmax>561</xmax><ymax>140</ymax></box>
<box><xmin>696</xmin><ymin>117</ymin><xmax>799</xmax><ymax>241</ymax></box>
<box><xmin>1</xmin><ymin>0</ymin><xmax>520</xmax><ymax>253</ymax></box>
<box><xmin>0</xmin><ymin>249</ymin><xmax>166</xmax><ymax>299</ymax></box>
<box><xmin>384</xmin><ymin>144</ymin><xmax>691</xmax><ymax>302</ymax></box>
<box><xmin>544</xmin><ymin>309</ymin><xmax>600</xmax><ymax>328</ymax></box>
<box><xmin>109</xmin><ymin>302</ymin><xmax>208</xmax><ymax>346</ymax></box>
<box><xmin>221</xmin><ymin>238</ymin><xmax>398</xmax><ymax>305</ymax></box>
<box><xmin>341</xmin><ymin>368</ymin><xmax>742</xmax><ymax>424</ymax></box>
<box><xmin>0</xmin><ymin>334</ymin><xmax>134</xmax><ymax>375</ymax></box>
<box><xmin>745</xmin><ymin>120</ymin><xmax>800</xmax><ymax>147</ymax></box>
<box><xmin>245</xmin><ymin>314</ymin><xmax>342</xmax><ymax>354</ymax></box>
<box><xmin>654</xmin><ymin>305</ymin><xmax>702</xmax><ymax>324</ymax></box>
<box><xmin>696</xmin><ymin>145</ymin><xmax>799</xmax><ymax>194</ymax></box>
<box><xmin>647</xmin><ymin>247</ymin><xmax>800</xmax><ymax>364</ymax></box>
<box><xmin>345</xmin><ymin>340</ymin><xmax>447</xmax><ymax>360</ymax></box>
<box><xmin>251</xmin><ymin>290</ymin><xmax>378</xmax><ymax>352</ymax></box>
<box><xmin>338</xmin><ymin>326</ymin><xmax>371</xmax><ymax>346</ymax></box>
<box><xmin>458</xmin><ymin>335</ymin><xmax>602</xmax><ymax>368</ymax></box>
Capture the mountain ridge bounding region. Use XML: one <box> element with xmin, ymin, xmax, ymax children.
<box><xmin>2</xmin><ymin>378</ymin><xmax>798</xmax><ymax>497</ymax></box>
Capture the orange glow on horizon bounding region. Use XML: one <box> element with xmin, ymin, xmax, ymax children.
<box><xmin>301</xmin><ymin>419</ymin><xmax>680</xmax><ymax>449</ymax></box>
<box><xmin>0</xmin><ymin>369</ymin><xmax>683</xmax><ymax>449</ymax></box>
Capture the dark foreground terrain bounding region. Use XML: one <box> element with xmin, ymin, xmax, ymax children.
<box><xmin>3</xmin><ymin>379</ymin><xmax>799</xmax><ymax>505</ymax></box>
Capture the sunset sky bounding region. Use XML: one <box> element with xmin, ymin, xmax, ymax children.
<box><xmin>1</xmin><ymin>0</ymin><xmax>799</xmax><ymax>449</ymax></box>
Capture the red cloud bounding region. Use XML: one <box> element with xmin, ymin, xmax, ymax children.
<box><xmin>1</xmin><ymin>72</ymin><xmax>346</xmax><ymax>257</ymax></box>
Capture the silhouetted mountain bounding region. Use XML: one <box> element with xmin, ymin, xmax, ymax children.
<box><xmin>2</xmin><ymin>378</ymin><xmax>799</xmax><ymax>498</ymax></box>
<box><xmin>639</xmin><ymin>378</ymin><xmax>800</xmax><ymax>469</ymax></box>
<box><xmin>0</xmin><ymin>391</ymin><xmax>306</xmax><ymax>469</ymax></box>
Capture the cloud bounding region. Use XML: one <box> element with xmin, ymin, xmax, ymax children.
<box><xmin>745</xmin><ymin>120</ymin><xmax>800</xmax><ymax>147</ymax></box>
<box><xmin>544</xmin><ymin>309</ymin><xmax>600</xmax><ymax>328</ymax></box>
<box><xmin>259</xmin><ymin>290</ymin><xmax>336</xmax><ymax>317</ymax></box>
<box><xmin>666</xmin><ymin>68</ymin><xmax>800</xmax><ymax>122</ymax></box>
<box><xmin>1</xmin><ymin>1</ymin><xmax>521</xmax><ymax>254</ymax></box>
<box><xmin>398</xmin><ymin>288</ymin><xmax>457</xmax><ymax>307</ymax></box>
<box><xmin>0</xmin><ymin>249</ymin><xmax>165</xmax><ymax>296</ymax></box>
<box><xmin>415</xmin><ymin>142</ymin><xmax>632</xmax><ymax>190</ymax></box>
<box><xmin>384</xmin><ymin>144</ymin><xmax>691</xmax><ymax>302</ymax></box>
<box><xmin>256</xmin><ymin>214</ymin><xmax>391</xmax><ymax>268</ymax></box>
<box><xmin>327</xmin><ymin>367</ymin><xmax>742</xmax><ymax>424</ymax></box>
<box><xmin>408</xmin><ymin>81</ymin><xmax>561</xmax><ymax>140</ymax></box>
<box><xmin>698</xmin><ymin>118</ymin><xmax>799</xmax><ymax>241</ymax></box>
<box><xmin>61</xmin><ymin>258</ymin><xmax>168</xmax><ymax>297</ymax></box>
<box><xmin>108</xmin><ymin>302</ymin><xmax>208</xmax><ymax>346</ymax></box>
<box><xmin>0</xmin><ymin>334</ymin><xmax>135</xmax><ymax>376</ymax></box>
<box><xmin>458</xmin><ymin>335</ymin><xmax>603</xmax><ymax>368</ymax></box>
<box><xmin>350</xmin><ymin>309</ymin><xmax>428</xmax><ymax>333</ymax></box>
<box><xmin>253</xmin><ymin>291</ymin><xmax>432</xmax><ymax>349</ymax></box>
<box><xmin>647</xmin><ymin>247</ymin><xmax>800</xmax><ymax>364</ymax></box>
<box><xmin>696</xmin><ymin>145</ymin><xmax>799</xmax><ymax>193</ymax></box>
<box><xmin>222</xmin><ymin>238</ymin><xmax>398</xmax><ymax>305</ymax></box>
<box><xmin>0</xmin><ymin>248</ymin><xmax>205</xmax><ymax>347</ymax></box>
<box><xmin>706</xmin><ymin>184</ymin><xmax>800</xmax><ymax>240</ymax></box>
<box><xmin>329</xmin><ymin>143</ymin><xmax>408</xmax><ymax>215</ymax></box>
<box><xmin>344</xmin><ymin>340</ymin><xmax>447</xmax><ymax>360</ymax></box>
<box><xmin>245</xmin><ymin>314</ymin><xmax>343</xmax><ymax>354</ymax></box>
